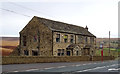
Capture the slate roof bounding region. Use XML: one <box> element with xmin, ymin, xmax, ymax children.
<box><xmin>66</xmin><ymin>44</ymin><xmax>79</xmax><ymax>49</ymax></box>
<box><xmin>35</xmin><ymin>16</ymin><xmax>96</xmax><ymax>37</ymax></box>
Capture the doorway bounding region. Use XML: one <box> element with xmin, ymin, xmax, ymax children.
<box><xmin>32</xmin><ymin>50</ymin><xmax>38</xmax><ymax>56</ymax></box>
<box><xmin>67</xmin><ymin>51</ymin><xmax>71</xmax><ymax>56</ymax></box>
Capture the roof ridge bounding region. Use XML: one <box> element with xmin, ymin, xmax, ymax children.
<box><xmin>34</xmin><ymin>16</ymin><xmax>95</xmax><ymax>37</ymax></box>
<box><xmin>34</xmin><ymin>16</ymin><xmax>84</xmax><ymax>29</ymax></box>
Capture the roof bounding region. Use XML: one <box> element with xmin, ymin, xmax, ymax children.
<box><xmin>66</xmin><ymin>44</ymin><xmax>79</xmax><ymax>49</ymax></box>
<box><xmin>35</xmin><ymin>16</ymin><xmax>96</xmax><ymax>37</ymax></box>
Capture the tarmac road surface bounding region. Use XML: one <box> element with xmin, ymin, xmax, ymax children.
<box><xmin>2</xmin><ymin>60</ymin><xmax>120</xmax><ymax>74</ymax></box>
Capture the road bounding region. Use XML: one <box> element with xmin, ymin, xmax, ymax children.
<box><xmin>2</xmin><ymin>60</ymin><xmax>120</xmax><ymax>74</ymax></box>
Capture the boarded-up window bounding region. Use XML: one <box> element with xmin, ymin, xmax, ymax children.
<box><xmin>23</xmin><ymin>36</ymin><xmax>26</xmax><ymax>46</ymax></box>
<box><xmin>64</xmin><ymin>35</ymin><xmax>68</xmax><ymax>43</ymax></box>
<box><xmin>56</xmin><ymin>34</ymin><xmax>60</xmax><ymax>42</ymax></box>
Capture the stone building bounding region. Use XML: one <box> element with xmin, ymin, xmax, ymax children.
<box><xmin>19</xmin><ymin>16</ymin><xmax>96</xmax><ymax>56</ymax></box>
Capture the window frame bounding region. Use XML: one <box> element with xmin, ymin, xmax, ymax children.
<box><xmin>70</xmin><ymin>35</ymin><xmax>74</xmax><ymax>43</ymax></box>
<box><xmin>64</xmin><ymin>35</ymin><xmax>68</xmax><ymax>43</ymax></box>
<box><xmin>57</xmin><ymin>49</ymin><xmax>64</xmax><ymax>56</ymax></box>
<box><xmin>56</xmin><ymin>34</ymin><xmax>60</xmax><ymax>43</ymax></box>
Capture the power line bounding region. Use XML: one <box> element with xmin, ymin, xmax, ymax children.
<box><xmin>0</xmin><ymin>8</ymin><xmax>31</xmax><ymax>17</ymax></box>
<box><xmin>9</xmin><ymin>2</ymin><xmax>57</xmax><ymax>19</ymax></box>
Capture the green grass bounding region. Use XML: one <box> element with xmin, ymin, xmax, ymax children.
<box><xmin>117</xmin><ymin>49</ymin><xmax>120</xmax><ymax>52</ymax></box>
<box><xmin>96</xmin><ymin>48</ymin><xmax>119</xmax><ymax>58</ymax></box>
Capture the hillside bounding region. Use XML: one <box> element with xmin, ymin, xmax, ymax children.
<box><xmin>0</xmin><ymin>37</ymin><xmax>19</xmax><ymax>56</ymax></box>
<box><xmin>96</xmin><ymin>38</ymin><xmax>118</xmax><ymax>43</ymax></box>
<box><xmin>96</xmin><ymin>38</ymin><xmax>118</xmax><ymax>48</ymax></box>
<box><xmin>0</xmin><ymin>37</ymin><xmax>118</xmax><ymax>56</ymax></box>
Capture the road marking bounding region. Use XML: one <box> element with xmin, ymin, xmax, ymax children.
<box><xmin>57</xmin><ymin>66</ymin><xmax>66</xmax><ymax>68</ymax></box>
<box><xmin>108</xmin><ymin>68</ymin><xmax>120</xmax><ymax>71</ymax></box>
<box><xmin>75</xmin><ymin>65</ymin><xmax>81</xmax><ymax>67</ymax></box>
<box><xmin>12</xmin><ymin>71</ymin><xmax>19</xmax><ymax>72</ymax></box>
<box><xmin>25</xmin><ymin>69</ymin><xmax>39</xmax><ymax>71</ymax></box>
<box><xmin>83</xmin><ymin>64</ymin><xmax>86</xmax><ymax>65</ymax></box>
<box><xmin>77</xmin><ymin>64</ymin><xmax>119</xmax><ymax>72</ymax></box>
<box><xmin>77</xmin><ymin>66</ymin><xmax>106</xmax><ymax>72</ymax></box>
<box><xmin>44</xmin><ymin>67</ymin><xmax>55</xmax><ymax>70</ymax></box>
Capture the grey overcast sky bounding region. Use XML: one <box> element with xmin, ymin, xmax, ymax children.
<box><xmin>0</xmin><ymin>0</ymin><xmax>119</xmax><ymax>38</ymax></box>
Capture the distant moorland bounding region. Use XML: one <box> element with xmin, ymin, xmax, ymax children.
<box><xmin>0</xmin><ymin>37</ymin><xmax>118</xmax><ymax>56</ymax></box>
<box><xmin>0</xmin><ymin>37</ymin><xmax>19</xmax><ymax>56</ymax></box>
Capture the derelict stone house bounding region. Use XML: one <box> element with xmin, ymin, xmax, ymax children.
<box><xmin>19</xmin><ymin>16</ymin><xmax>96</xmax><ymax>56</ymax></box>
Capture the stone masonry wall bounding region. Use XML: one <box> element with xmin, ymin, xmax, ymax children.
<box><xmin>53</xmin><ymin>32</ymin><xmax>96</xmax><ymax>56</ymax></box>
<box><xmin>20</xmin><ymin>17</ymin><xmax>52</xmax><ymax>56</ymax></box>
<box><xmin>53</xmin><ymin>32</ymin><xmax>75</xmax><ymax>56</ymax></box>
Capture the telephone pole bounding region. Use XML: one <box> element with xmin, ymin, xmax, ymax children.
<box><xmin>109</xmin><ymin>31</ymin><xmax>110</xmax><ymax>56</ymax></box>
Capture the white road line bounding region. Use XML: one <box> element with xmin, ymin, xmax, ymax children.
<box><xmin>77</xmin><ymin>66</ymin><xmax>106</xmax><ymax>72</ymax></box>
<box><xmin>57</xmin><ymin>66</ymin><xmax>66</xmax><ymax>68</ymax></box>
<box><xmin>108</xmin><ymin>68</ymin><xmax>120</xmax><ymax>71</ymax></box>
<box><xmin>75</xmin><ymin>65</ymin><xmax>81</xmax><ymax>67</ymax></box>
<box><xmin>82</xmin><ymin>64</ymin><xmax>86</xmax><ymax>65</ymax></box>
<box><xmin>44</xmin><ymin>67</ymin><xmax>55</xmax><ymax>70</ymax></box>
<box><xmin>39</xmin><ymin>66</ymin><xmax>66</xmax><ymax>71</ymax></box>
<box><xmin>77</xmin><ymin>64</ymin><xmax>119</xmax><ymax>72</ymax></box>
<box><xmin>12</xmin><ymin>71</ymin><xmax>19</xmax><ymax>72</ymax></box>
<box><xmin>25</xmin><ymin>69</ymin><xmax>39</xmax><ymax>72</ymax></box>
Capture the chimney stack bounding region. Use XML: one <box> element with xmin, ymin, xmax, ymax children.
<box><xmin>85</xmin><ymin>25</ymin><xmax>88</xmax><ymax>31</ymax></box>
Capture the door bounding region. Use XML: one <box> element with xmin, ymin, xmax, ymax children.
<box><xmin>67</xmin><ymin>51</ymin><xmax>71</xmax><ymax>56</ymax></box>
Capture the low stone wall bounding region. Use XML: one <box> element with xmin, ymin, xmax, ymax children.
<box><xmin>2</xmin><ymin>56</ymin><xmax>115</xmax><ymax>65</ymax></box>
<box><xmin>92</xmin><ymin>56</ymin><xmax>115</xmax><ymax>61</ymax></box>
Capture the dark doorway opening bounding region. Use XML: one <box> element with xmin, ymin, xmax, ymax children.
<box><xmin>32</xmin><ymin>51</ymin><xmax>38</xmax><ymax>56</ymax></box>
<box><xmin>67</xmin><ymin>51</ymin><xmax>70</xmax><ymax>56</ymax></box>
<box><xmin>24</xmin><ymin>50</ymin><xmax>29</xmax><ymax>56</ymax></box>
<box><xmin>76</xmin><ymin>51</ymin><xmax>79</xmax><ymax>56</ymax></box>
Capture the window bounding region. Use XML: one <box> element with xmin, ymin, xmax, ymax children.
<box><xmin>56</xmin><ymin>34</ymin><xmax>60</xmax><ymax>42</ymax></box>
<box><xmin>24</xmin><ymin>50</ymin><xmax>29</xmax><ymax>56</ymax></box>
<box><xmin>23</xmin><ymin>36</ymin><xmax>26</xmax><ymax>46</ymax></box>
<box><xmin>64</xmin><ymin>35</ymin><xmax>68</xmax><ymax>43</ymax></box>
<box><xmin>57</xmin><ymin>49</ymin><xmax>64</xmax><ymax>56</ymax></box>
<box><xmin>70</xmin><ymin>35</ymin><xmax>74</xmax><ymax>43</ymax></box>
<box><xmin>57</xmin><ymin>49</ymin><xmax>61</xmax><ymax>56</ymax></box>
<box><xmin>61</xmin><ymin>49</ymin><xmax>64</xmax><ymax>56</ymax></box>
